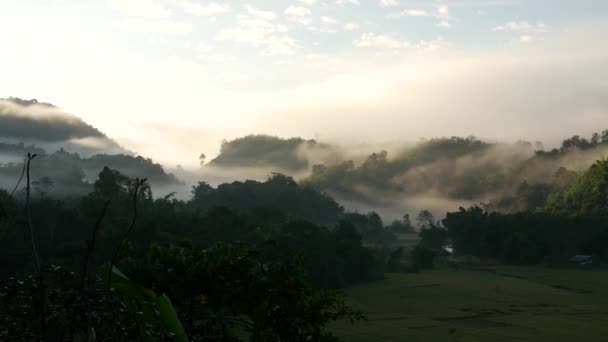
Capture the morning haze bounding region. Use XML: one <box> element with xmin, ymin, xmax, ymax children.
<box><xmin>1</xmin><ymin>1</ymin><xmax>608</xmax><ymax>341</ymax></box>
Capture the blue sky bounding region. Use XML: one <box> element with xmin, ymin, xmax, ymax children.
<box><xmin>1</xmin><ymin>1</ymin><xmax>607</xmax><ymax>167</ymax></box>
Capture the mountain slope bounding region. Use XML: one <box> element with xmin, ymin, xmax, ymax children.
<box><xmin>0</xmin><ymin>97</ymin><xmax>125</xmax><ymax>155</ymax></box>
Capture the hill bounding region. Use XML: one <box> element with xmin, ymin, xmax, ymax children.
<box><xmin>208</xmin><ymin>134</ymin><xmax>332</xmax><ymax>171</ymax></box>
<box><xmin>0</xmin><ymin>97</ymin><xmax>125</xmax><ymax>155</ymax></box>
<box><xmin>0</xmin><ymin>97</ymin><xmax>181</xmax><ymax>195</ymax></box>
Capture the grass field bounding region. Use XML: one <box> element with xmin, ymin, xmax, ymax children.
<box><xmin>332</xmin><ymin>266</ymin><xmax>608</xmax><ymax>341</ymax></box>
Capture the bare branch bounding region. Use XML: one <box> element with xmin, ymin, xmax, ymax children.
<box><xmin>108</xmin><ymin>177</ymin><xmax>147</xmax><ymax>285</ymax></box>
<box><xmin>9</xmin><ymin>156</ymin><xmax>26</xmax><ymax>198</ymax></box>
<box><xmin>25</xmin><ymin>152</ymin><xmax>46</xmax><ymax>339</ymax></box>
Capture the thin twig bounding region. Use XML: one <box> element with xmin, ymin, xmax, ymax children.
<box><xmin>108</xmin><ymin>177</ymin><xmax>147</xmax><ymax>285</ymax></box>
<box><xmin>0</xmin><ymin>156</ymin><xmax>28</xmax><ymax>243</ymax></box>
<box><xmin>79</xmin><ymin>200</ymin><xmax>110</xmax><ymax>291</ymax></box>
<box><xmin>25</xmin><ymin>152</ymin><xmax>46</xmax><ymax>339</ymax></box>
<box><xmin>9</xmin><ymin>156</ymin><xmax>26</xmax><ymax>198</ymax></box>
<box><xmin>63</xmin><ymin>200</ymin><xmax>111</xmax><ymax>341</ymax></box>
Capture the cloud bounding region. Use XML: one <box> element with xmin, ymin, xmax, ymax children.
<box><xmin>393</xmin><ymin>9</ymin><xmax>428</xmax><ymax>17</ymax></box>
<box><xmin>285</xmin><ymin>5</ymin><xmax>312</xmax><ymax>17</ymax></box>
<box><xmin>115</xmin><ymin>18</ymin><xmax>192</xmax><ymax>34</ymax></box>
<box><xmin>297</xmin><ymin>0</ymin><xmax>318</xmax><ymax>5</ymax></box>
<box><xmin>106</xmin><ymin>0</ymin><xmax>172</xmax><ymax>18</ymax></box>
<box><xmin>215</xmin><ymin>6</ymin><xmax>297</xmax><ymax>55</ymax></box>
<box><xmin>519</xmin><ymin>35</ymin><xmax>532</xmax><ymax>43</ymax></box>
<box><xmin>246</xmin><ymin>5</ymin><xmax>276</xmax><ymax>21</ymax></box>
<box><xmin>344</xmin><ymin>23</ymin><xmax>360</xmax><ymax>31</ymax></box>
<box><xmin>356</xmin><ymin>32</ymin><xmax>409</xmax><ymax>49</ymax></box>
<box><xmin>335</xmin><ymin>0</ymin><xmax>360</xmax><ymax>6</ymax></box>
<box><xmin>437</xmin><ymin>5</ymin><xmax>449</xmax><ymax>19</ymax></box>
<box><xmin>416</xmin><ymin>37</ymin><xmax>450</xmax><ymax>51</ymax></box>
<box><xmin>391</xmin><ymin>5</ymin><xmax>453</xmax><ymax>21</ymax></box>
<box><xmin>437</xmin><ymin>20</ymin><xmax>451</xmax><ymax>28</ymax></box>
<box><xmin>379</xmin><ymin>0</ymin><xmax>399</xmax><ymax>7</ymax></box>
<box><xmin>285</xmin><ymin>5</ymin><xmax>312</xmax><ymax>25</ymax></box>
<box><xmin>322</xmin><ymin>16</ymin><xmax>337</xmax><ymax>24</ymax></box>
<box><xmin>493</xmin><ymin>21</ymin><xmax>548</xmax><ymax>33</ymax></box>
<box><xmin>182</xmin><ymin>1</ymin><xmax>231</xmax><ymax>16</ymax></box>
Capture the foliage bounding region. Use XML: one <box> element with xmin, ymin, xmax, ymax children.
<box><xmin>545</xmin><ymin>159</ymin><xmax>608</xmax><ymax>216</ymax></box>
<box><xmin>101</xmin><ymin>265</ymin><xmax>187</xmax><ymax>342</ymax></box>
<box><xmin>0</xmin><ymin>164</ymin><xmax>368</xmax><ymax>341</ymax></box>
<box><xmin>208</xmin><ymin>134</ymin><xmax>329</xmax><ymax>171</ymax></box>
<box><xmin>190</xmin><ymin>173</ymin><xmax>344</xmax><ymax>226</ymax></box>
<box><xmin>443</xmin><ymin>206</ymin><xmax>608</xmax><ymax>265</ymax></box>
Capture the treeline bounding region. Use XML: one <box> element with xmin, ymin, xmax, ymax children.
<box><xmin>0</xmin><ymin>168</ymin><xmax>393</xmax><ymax>288</ymax></box>
<box><xmin>0</xmin><ymin>146</ymin><xmax>181</xmax><ymax>197</ymax></box>
<box><xmin>438</xmin><ymin>159</ymin><xmax>608</xmax><ymax>265</ymax></box>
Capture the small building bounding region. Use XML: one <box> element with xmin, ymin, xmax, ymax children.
<box><xmin>569</xmin><ymin>255</ymin><xmax>593</xmax><ymax>266</ymax></box>
<box><xmin>442</xmin><ymin>244</ymin><xmax>453</xmax><ymax>255</ymax></box>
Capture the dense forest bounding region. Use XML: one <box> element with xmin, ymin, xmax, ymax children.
<box><xmin>0</xmin><ymin>163</ymin><xmax>401</xmax><ymax>341</ymax></box>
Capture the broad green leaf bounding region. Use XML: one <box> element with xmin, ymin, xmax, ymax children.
<box><xmin>100</xmin><ymin>264</ymin><xmax>188</xmax><ymax>342</ymax></box>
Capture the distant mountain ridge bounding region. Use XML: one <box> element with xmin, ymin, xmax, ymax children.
<box><xmin>0</xmin><ymin>97</ymin><xmax>126</xmax><ymax>155</ymax></box>
<box><xmin>0</xmin><ymin>97</ymin><xmax>182</xmax><ymax>195</ymax></box>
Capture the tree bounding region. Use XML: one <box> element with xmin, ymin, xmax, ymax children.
<box><xmin>416</xmin><ymin>210</ymin><xmax>435</xmax><ymax>228</ymax></box>
<box><xmin>198</xmin><ymin>153</ymin><xmax>206</xmax><ymax>167</ymax></box>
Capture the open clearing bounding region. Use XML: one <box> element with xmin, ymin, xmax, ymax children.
<box><xmin>332</xmin><ymin>266</ymin><xmax>608</xmax><ymax>341</ymax></box>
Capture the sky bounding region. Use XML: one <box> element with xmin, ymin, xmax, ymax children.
<box><xmin>1</xmin><ymin>0</ymin><xmax>607</xmax><ymax>168</ymax></box>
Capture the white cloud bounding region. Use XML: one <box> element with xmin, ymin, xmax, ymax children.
<box><xmin>344</xmin><ymin>23</ymin><xmax>360</xmax><ymax>31</ymax></box>
<box><xmin>408</xmin><ymin>9</ymin><xmax>428</xmax><ymax>16</ymax></box>
<box><xmin>416</xmin><ymin>37</ymin><xmax>450</xmax><ymax>51</ymax></box>
<box><xmin>219</xmin><ymin>72</ymin><xmax>248</xmax><ymax>82</ymax></box>
<box><xmin>437</xmin><ymin>5</ymin><xmax>449</xmax><ymax>19</ymax></box>
<box><xmin>356</xmin><ymin>32</ymin><xmax>409</xmax><ymax>49</ymax></box>
<box><xmin>519</xmin><ymin>35</ymin><xmax>532</xmax><ymax>43</ymax></box>
<box><xmin>285</xmin><ymin>5</ymin><xmax>312</xmax><ymax>17</ymax></box>
<box><xmin>394</xmin><ymin>9</ymin><xmax>428</xmax><ymax>17</ymax></box>
<box><xmin>379</xmin><ymin>0</ymin><xmax>399</xmax><ymax>7</ymax></box>
<box><xmin>336</xmin><ymin>0</ymin><xmax>360</xmax><ymax>6</ymax></box>
<box><xmin>115</xmin><ymin>18</ymin><xmax>192</xmax><ymax>34</ymax></box>
<box><xmin>106</xmin><ymin>0</ymin><xmax>172</xmax><ymax>18</ymax></box>
<box><xmin>285</xmin><ymin>5</ymin><xmax>312</xmax><ymax>25</ymax></box>
<box><xmin>215</xmin><ymin>8</ymin><xmax>297</xmax><ymax>55</ymax></box>
<box><xmin>493</xmin><ymin>21</ymin><xmax>548</xmax><ymax>33</ymax></box>
<box><xmin>216</xmin><ymin>28</ymin><xmax>296</xmax><ymax>55</ymax></box>
<box><xmin>322</xmin><ymin>16</ymin><xmax>337</xmax><ymax>24</ymax></box>
<box><xmin>297</xmin><ymin>0</ymin><xmax>318</xmax><ymax>5</ymax></box>
<box><xmin>246</xmin><ymin>5</ymin><xmax>276</xmax><ymax>21</ymax></box>
<box><xmin>182</xmin><ymin>1</ymin><xmax>230</xmax><ymax>16</ymax></box>
<box><xmin>437</xmin><ymin>21</ymin><xmax>451</xmax><ymax>28</ymax></box>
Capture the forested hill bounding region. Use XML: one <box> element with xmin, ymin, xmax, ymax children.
<box><xmin>208</xmin><ymin>134</ymin><xmax>333</xmax><ymax>171</ymax></box>
<box><xmin>0</xmin><ymin>97</ymin><xmax>125</xmax><ymax>155</ymax></box>
<box><xmin>203</xmin><ymin>132</ymin><xmax>608</xmax><ymax>215</ymax></box>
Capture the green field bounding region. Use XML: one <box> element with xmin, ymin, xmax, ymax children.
<box><xmin>332</xmin><ymin>266</ymin><xmax>608</xmax><ymax>341</ymax></box>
